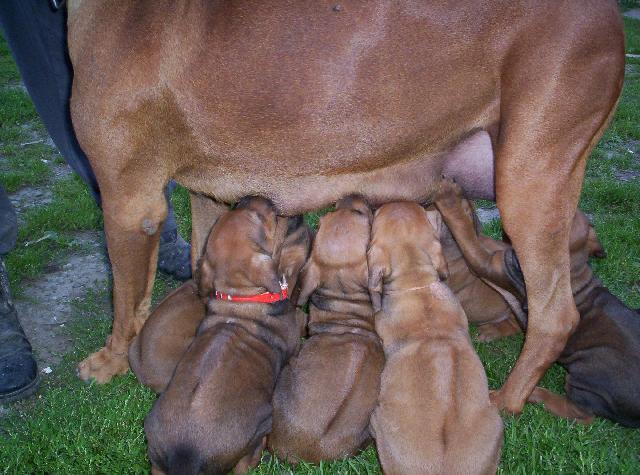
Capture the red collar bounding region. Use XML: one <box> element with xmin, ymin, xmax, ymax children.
<box><xmin>214</xmin><ymin>276</ymin><xmax>289</xmax><ymax>304</ymax></box>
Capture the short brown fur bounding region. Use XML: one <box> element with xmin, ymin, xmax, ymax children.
<box><xmin>144</xmin><ymin>198</ymin><xmax>311</xmax><ymax>475</ymax></box>
<box><xmin>368</xmin><ymin>202</ymin><xmax>503</xmax><ymax>475</ymax></box>
<box><xmin>68</xmin><ymin>1</ymin><xmax>624</xmax><ymax>413</ymax></box>
<box><xmin>269</xmin><ymin>196</ymin><xmax>384</xmax><ymax>463</ymax></box>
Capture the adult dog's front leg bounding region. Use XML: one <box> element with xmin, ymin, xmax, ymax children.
<box><xmin>77</xmin><ymin>186</ymin><xmax>167</xmax><ymax>383</ymax></box>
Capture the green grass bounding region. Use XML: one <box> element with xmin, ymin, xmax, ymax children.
<box><xmin>1</xmin><ymin>16</ymin><xmax>640</xmax><ymax>475</ymax></box>
<box><xmin>0</xmin><ymin>140</ymin><xmax>54</xmax><ymax>192</ymax></box>
<box><xmin>4</xmin><ymin>175</ymin><xmax>102</xmax><ymax>293</ymax></box>
<box><xmin>626</xmin><ymin>17</ymin><xmax>640</xmax><ymax>55</ymax></box>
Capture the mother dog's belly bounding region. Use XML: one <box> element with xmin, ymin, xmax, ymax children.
<box><xmin>176</xmin><ymin>130</ymin><xmax>495</xmax><ymax>215</ymax></box>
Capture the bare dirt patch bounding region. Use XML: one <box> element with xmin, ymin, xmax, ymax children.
<box><xmin>15</xmin><ymin>231</ymin><xmax>111</xmax><ymax>369</ymax></box>
<box><xmin>9</xmin><ymin>186</ymin><xmax>53</xmax><ymax>221</ymax></box>
<box><xmin>614</xmin><ymin>169</ymin><xmax>640</xmax><ymax>182</ymax></box>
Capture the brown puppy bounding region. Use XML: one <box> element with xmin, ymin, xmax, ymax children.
<box><xmin>128</xmin><ymin>280</ymin><xmax>205</xmax><ymax>393</ymax></box>
<box><xmin>434</xmin><ymin>179</ymin><xmax>640</xmax><ymax>427</ymax></box>
<box><xmin>430</xmin><ymin>207</ymin><xmax>521</xmax><ymax>343</ymax></box>
<box><xmin>144</xmin><ymin>197</ymin><xmax>311</xmax><ymax>475</ymax></box>
<box><xmin>368</xmin><ymin>202</ymin><xmax>503</xmax><ymax>475</ymax></box>
<box><xmin>269</xmin><ymin>196</ymin><xmax>384</xmax><ymax>463</ymax></box>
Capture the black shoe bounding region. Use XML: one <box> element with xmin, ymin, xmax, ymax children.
<box><xmin>157</xmin><ymin>231</ymin><xmax>192</xmax><ymax>281</ymax></box>
<box><xmin>0</xmin><ymin>257</ymin><xmax>38</xmax><ymax>403</ymax></box>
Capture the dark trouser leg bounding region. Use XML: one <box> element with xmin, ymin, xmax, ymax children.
<box><xmin>0</xmin><ymin>186</ymin><xmax>38</xmax><ymax>402</ymax></box>
<box><xmin>0</xmin><ymin>1</ymin><xmax>100</xmax><ymax>202</ymax></box>
<box><xmin>0</xmin><ymin>4</ymin><xmax>190</xmax><ymax>279</ymax></box>
<box><xmin>0</xmin><ymin>186</ymin><xmax>17</xmax><ymax>256</ymax></box>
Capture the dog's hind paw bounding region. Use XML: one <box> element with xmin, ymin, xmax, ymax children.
<box><xmin>77</xmin><ymin>346</ymin><xmax>129</xmax><ymax>384</ymax></box>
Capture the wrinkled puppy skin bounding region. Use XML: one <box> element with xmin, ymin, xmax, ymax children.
<box><xmin>368</xmin><ymin>202</ymin><xmax>503</xmax><ymax>475</ymax></box>
<box><xmin>269</xmin><ymin>196</ymin><xmax>385</xmax><ymax>463</ymax></box>
<box><xmin>145</xmin><ymin>197</ymin><xmax>311</xmax><ymax>475</ymax></box>
<box><xmin>129</xmin><ymin>280</ymin><xmax>206</xmax><ymax>393</ymax></box>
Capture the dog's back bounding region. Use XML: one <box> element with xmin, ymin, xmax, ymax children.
<box><xmin>561</xmin><ymin>288</ymin><xmax>640</xmax><ymax>427</ymax></box>
<box><xmin>270</xmin><ymin>196</ymin><xmax>385</xmax><ymax>463</ymax></box>
<box><xmin>369</xmin><ymin>202</ymin><xmax>502</xmax><ymax>474</ymax></box>
<box><xmin>145</xmin><ymin>319</ymin><xmax>277</xmax><ymax>475</ymax></box>
<box><xmin>145</xmin><ymin>199</ymin><xmax>311</xmax><ymax>474</ymax></box>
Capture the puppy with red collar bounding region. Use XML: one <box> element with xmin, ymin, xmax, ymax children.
<box><xmin>144</xmin><ymin>197</ymin><xmax>311</xmax><ymax>475</ymax></box>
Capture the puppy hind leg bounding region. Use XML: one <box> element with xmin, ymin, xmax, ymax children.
<box><xmin>233</xmin><ymin>437</ymin><xmax>266</xmax><ymax>475</ymax></box>
<box><xmin>476</xmin><ymin>315</ymin><xmax>521</xmax><ymax>343</ymax></box>
<box><xmin>528</xmin><ymin>387</ymin><xmax>594</xmax><ymax>424</ymax></box>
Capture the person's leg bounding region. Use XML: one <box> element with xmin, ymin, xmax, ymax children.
<box><xmin>0</xmin><ymin>2</ymin><xmax>191</xmax><ymax>279</ymax></box>
<box><xmin>157</xmin><ymin>182</ymin><xmax>191</xmax><ymax>280</ymax></box>
<box><xmin>0</xmin><ymin>1</ymin><xmax>99</xmax><ymax>202</ymax></box>
<box><xmin>0</xmin><ymin>186</ymin><xmax>38</xmax><ymax>402</ymax></box>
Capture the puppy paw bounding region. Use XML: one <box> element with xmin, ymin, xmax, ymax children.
<box><xmin>433</xmin><ymin>176</ymin><xmax>465</xmax><ymax>210</ymax></box>
<box><xmin>77</xmin><ymin>346</ymin><xmax>129</xmax><ymax>384</ymax></box>
<box><xmin>490</xmin><ymin>389</ymin><xmax>524</xmax><ymax>416</ymax></box>
<box><xmin>476</xmin><ymin>321</ymin><xmax>520</xmax><ymax>343</ymax></box>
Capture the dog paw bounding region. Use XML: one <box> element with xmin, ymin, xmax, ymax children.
<box><xmin>77</xmin><ymin>346</ymin><xmax>129</xmax><ymax>384</ymax></box>
<box><xmin>490</xmin><ymin>389</ymin><xmax>524</xmax><ymax>416</ymax></box>
<box><xmin>433</xmin><ymin>176</ymin><xmax>465</xmax><ymax>209</ymax></box>
<box><xmin>476</xmin><ymin>322</ymin><xmax>520</xmax><ymax>343</ymax></box>
<box><xmin>476</xmin><ymin>327</ymin><xmax>504</xmax><ymax>343</ymax></box>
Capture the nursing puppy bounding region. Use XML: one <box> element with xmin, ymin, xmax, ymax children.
<box><xmin>269</xmin><ymin>196</ymin><xmax>384</xmax><ymax>463</ymax></box>
<box><xmin>144</xmin><ymin>197</ymin><xmax>311</xmax><ymax>475</ymax></box>
<box><xmin>368</xmin><ymin>202</ymin><xmax>503</xmax><ymax>475</ymax></box>
<box><xmin>128</xmin><ymin>280</ymin><xmax>206</xmax><ymax>393</ymax></box>
<box><xmin>433</xmin><ymin>208</ymin><xmax>521</xmax><ymax>343</ymax></box>
<box><xmin>434</xmin><ymin>179</ymin><xmax>640</xmax><ymax>427</ymax></box>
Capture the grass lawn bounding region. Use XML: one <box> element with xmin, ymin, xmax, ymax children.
<box><xmin>1</xmin><ymin>13</ymin><xmax>640</xmax><ymax>475</ymax></box>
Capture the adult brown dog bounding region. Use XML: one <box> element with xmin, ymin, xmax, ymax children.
<box><xmin>67</xmin><ymin>0</ymin><xmax>624</xmax><ymax>413</ymax></box>
<box><xmin>269</xmin><ymin>196</ymin><xmax>384</xmax><ymax>463</ymax></box>
<box><xmin>144</xmin><ymin>197</ymin><xmax>311</xmax><ymax>475</ymax></box>
<box><xmin>368</xmin><ymin>202</ymin><xmax>503</xmax><ymax>475</ymax></box>
<box><xmin>433</xmin><ymin>180</ymin><xmax>640</xmax><ymax>427</ymax></box>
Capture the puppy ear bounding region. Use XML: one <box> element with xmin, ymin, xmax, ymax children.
<box><xmin>367</xmin><ymin>245</ymin><xmax>390</xmax><ymax>313</ymax></box>
<box><xmin>277</xmin><ymin>221</ymin><xmax>313</xmax><ymax>298</ymax></box>
<box><xmin>196</xmin><ymin>256</ymin><xmax>215</xmax><ymax>300</ymax></box>
<box><xmin>249</xmin><ymin>254</ymin><xmax>282</xmax><ymax>294</ymax></box>
<box><xmin>587</xmin><ymin>225</ymin><xmax>606</xmax><ymax>258</ymax></box>
<box><xmin>425</xmin><ymin>238</ymin><xmax>449</xmax><ymax>281</ymax></box>
<box><xmin>424</xmin><ymin>210</ymin><xmax>449</xmax><ymax>280</ymax></box>
<box><xmin>425</xmin><ymin>208</ymin><xmax>443</xmax><ymax>237</ymax></box>
<box><xmin>296</xmin><ymin>259</ymin><xmax>320</xmax><ymax>306</ymax></box>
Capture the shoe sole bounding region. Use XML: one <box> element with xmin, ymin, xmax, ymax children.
<box><xmin>0</xmin><ymin>375</ymin><xmax>40</xmax><ymax>404</ymax></box>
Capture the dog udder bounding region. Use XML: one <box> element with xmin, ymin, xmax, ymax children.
<box><xmin>177</xmin><ymin>130</ymin><xmax>495</xmax><ymax>215</ymax></box>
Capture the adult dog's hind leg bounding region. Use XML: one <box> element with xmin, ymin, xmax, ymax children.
<box><xmin>77</xmin><ymin>182</ymin><xmax>168</xmax><ymax>383</ymax></box>
<box><xmin>490</xmin><ymin>19</ymin><xmax>623</xmax><ymax>414</ymax></box>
